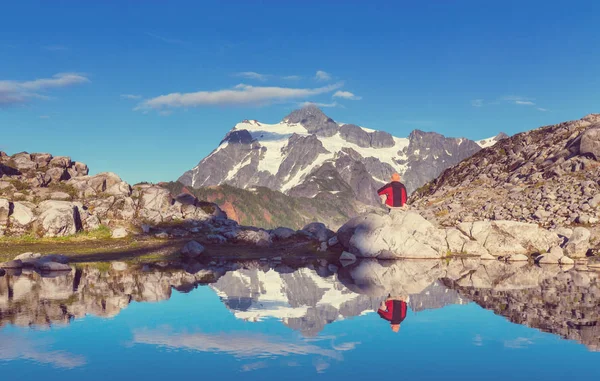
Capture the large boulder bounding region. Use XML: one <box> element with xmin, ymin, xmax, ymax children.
<box><xmin>11</xmin><ymin>202</ymin><xmax>35</xmax><ymax>225</ymax></box>
<box><xmin>270</xmin><ymin>227</ymin><xmax>296</xmax><ymax>241</ymax></box>
<box><xmin>337</xmin><ymin>211</ymin><xmax>449</xmax><ymax>259</ymax></box>
<box><xmin>301</xmin><ymin>222</ymin><xmax>335</xmax><ymax>242</ymax></box>
<box><xmin>236</xmin><ymin>229</ymin><xmax>272</xmax><ymax>247</ymax></box>
<box><xmin>67</xmin><ymin>172</ymin><xmax>125</xmax><ymax>197</ymax></box>
<box><xmin>35</xmin><ymin>200</ymin><xmax>83</xmax><ymax>237</ymax></box>
<box><xmin>136</xmin><ymin>185</ymin><xmax>174</xmax><ymax>223</ymax></box>
<box><xmin>579</xmin><ymin>124</ymin><xmax>600</xmax><ymax>160</ymax></box>
<box><xmin>564</xmin><ymin>227</ymin><xmax>591</xmax><ymax>258</ymax></box>
<box><xmin>458</xmin><ymin>220</ymin><xmax>560</xmax><ymax>256</ymax></box>
<box><xmin>0</xmin><ymin>198</ymin><xmax>10</xmax><ymax>234</ymax></box>
<box><xmin>12</xmin><ymin>152</ymin><xmax>36</xmax><ymax>171</ymax></box>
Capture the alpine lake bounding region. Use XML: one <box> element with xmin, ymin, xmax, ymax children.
<box><xmin>1</xmin><ymin>254</ymin><xmax>599</xmax><ymax>380</ymax></box>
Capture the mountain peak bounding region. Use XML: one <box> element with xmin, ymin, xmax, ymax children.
<box><xmin>282</xmin><ymin>104</ymin><xmax>330</xmax><ymax>123</ymax></box>
<box><xmin>282</xmin><ymin>105</ymin><xmax>338</xmax><ymax>137</ymax></box>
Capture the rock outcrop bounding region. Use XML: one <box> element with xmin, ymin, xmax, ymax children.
<box><xmin>336</xmin><ymin>210</ymin><xmax>579</xmax><ymax>259</ymax></box>
<box><xmin>0</xmin><ymin>151</ymin><xmax>232</xmax><ymax>238</ymax></box>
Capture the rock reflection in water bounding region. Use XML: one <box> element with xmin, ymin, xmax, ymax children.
<box><xmin>1</xmin><ymin>257</ymin><xmax>599</xmax><ymax>350</ymax></box>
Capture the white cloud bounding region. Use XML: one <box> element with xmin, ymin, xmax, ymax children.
<box><xmin>299</xmin><ymin>101</ymin><xmax>340</xmax><ymax>108</ymax></box>
<box><xmin>233</xmin><ymin>72</ymin><xmax>270</xmax><ymax>81</ymax></box>
<box><xmin>501</xmin><ymin>95</ymin><xmax>534</xmax><ymax>102</ymax></box>
<box><xmin>136</xmin><ymin>82</ymin><xmax>343</xmax><ymax>111</ymax></box>
<box><xmin>120</xmin><ymin>94</ymin><xmax>142</xmax><ymax>100</ymax></box>
<box><xmin>515</xmin><ymin>100</ymin><xmax>535</xmax><ymax>106</ymax></box>
<box><xmin>333</xmin><ymin>90</ymin><xmax>361</xmax><ymax>100</ymax></box>
<box><xmin>315</xmin><ymin>70</ymin><xmax>332</xmax><ymax>81</ymax></box>
<box><xmin>471</xmin><ymin>99</ymin><xmax>484</xmax><ymax>107</ymax></box>
<box><xmin>0</xmin><ymin>73</ymin><xmax>89</xmax><ymax>106</ymax></box>
<box><xmin>473</xmin><ymin>96</ymin><xmax>547</xmax><ymax>110</ymax></box>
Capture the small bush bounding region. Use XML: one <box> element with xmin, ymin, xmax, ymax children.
<box><xmin>10</xmin><ymin>179</ymin><xmax>30</xmax><ymax>192</ymax></box>
<box><xmin>49</xmin><ymin>182</ymin><xmax>79</xmax><ymax>199</ymax></box>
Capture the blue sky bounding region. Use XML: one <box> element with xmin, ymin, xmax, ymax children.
<box><xmin>1</xmin><ymin>0</ymin><xmax>599</xmax><ymax>184</ymax></box>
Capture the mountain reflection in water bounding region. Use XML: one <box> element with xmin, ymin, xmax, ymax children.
<box><xmin>1</xmin><ymin>258</ymin><xmax>598</xmax><ymax>352</ymax></box>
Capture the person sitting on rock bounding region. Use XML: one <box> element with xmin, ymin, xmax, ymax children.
<box><xmin>377</xmin><ymin>173</ymin><xmax>408</xmax><ymax>212</ymax></box>
<box><xmin>377</xmin><ymin>295</ymin><xmax>408</xmax><ymax>333</ymax></box>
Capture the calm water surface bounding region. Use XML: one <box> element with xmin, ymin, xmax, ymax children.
<box><xmin>1</xmin><ymin>258</ymin><xmax>599</xmax><ymax>380</ymax></box>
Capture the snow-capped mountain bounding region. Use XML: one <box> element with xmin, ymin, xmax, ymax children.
<box><xmin>180</xmin><ymin>105</ymin><xmax>506</xmax><ymax>205</ymax></box>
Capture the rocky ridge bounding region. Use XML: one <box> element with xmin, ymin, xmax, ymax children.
<box><xmin>410</xmin><ymin>114</ymin><xmax>600</xmax><ymax>234</ymax></box>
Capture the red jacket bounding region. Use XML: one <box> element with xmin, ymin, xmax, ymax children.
<box><xmin>377</xmin><ymin>300</ymin><xmax>408</xmax><ymax>324</ymax></box>
<box><xmin>377</xmin><ymin>181</ymin><xmax>407</xmax><ymax>207</ymax></box>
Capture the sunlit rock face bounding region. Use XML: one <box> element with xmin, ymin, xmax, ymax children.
<box><xmin>1</xmin><ymin>258</ymin><xmax>599</xmax><ymax>350</ymax></box>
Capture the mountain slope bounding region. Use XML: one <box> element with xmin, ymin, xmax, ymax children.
<box><xmin>162</xmin><ymin>182</ymin><xmax>369</xmax><ymax>230</ymax></box>
<box><xmin>180</xmin><ymin>106</ymin><xmax>505</xmax><ymax>207</ymax></box>
<box><xmin>410</xmin><ymin>114</ymin><xmax>600</xmax><ymax>229</ymax></box>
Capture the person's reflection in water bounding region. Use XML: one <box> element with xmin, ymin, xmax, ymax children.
<box><xmin>377</xmin><ymin>295</ymin><xmax>408</xmax><ymax>333</ymax></box>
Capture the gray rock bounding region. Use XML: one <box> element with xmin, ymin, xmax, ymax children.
<box><xmin>340</xmin><ymin>251</ymin><xmax>357</xmax><ymax>263</ymax></box>
<box><xmin>338</xmin><ymin>211</ymin><xmax>448</xmax><ymax>259</ymax></box>
<box><xmin>589</xmin><ymin>194</ymin><xmax>600</xmax><ymax>208</ymax></box>
<box><xmin>14</xmin><ymin>252</ymin><xmax>42</xmax><ymax>264</ymax></box>
<box><xmin>111</xmin><ymin>227</ymin><xmax>128</xmax><ymax>239</ymax></box>
<box><xmin>0</xmin><ymin>198</ymin><xmax>10</xmax><ymax>233</ymax></box>
<box><xmin>141</xmin><ymin>224</ymin><xmax>151</xmax><ymax>234</ymax></box>
<box><xmin>181</xmin><ymin>240</ymin><xmax>205</xmax><ymax>258</ymax></box>
<box><xmin>459</xmin><ymin>220</ymin><xmax>559</xmax><ymax>256</ymax></box>
<box><xmin>555</xmin><ymin>227</ymin><xmax>573</xmax><ymax>239</ymax></box>
<box><xmin>155</xmin><ymin>231</ymin><xmax>169</xmax><ymax>239</ymax></box>
<box><xmin>38</xmin><ymin>261</ymin><xmax>71</xmax><ymax>272</ymax></box>
<box><xmin>559</xmin><ymin>256</ymin><xmax>575</xmax><ymax>265</ymax></box>
<box><xmin>38</xmin><ymin>254</ymin><xmax>69</xmax><ymax>264</ymax></box>
<box><xmin>11</xmin><ymin>202</ymin><xmax>35</xmax><ymax>225</ymax></box>
<box><xmin>537</xmin><ymin>246</ymin><xmax>564</xmax><ymax>264</ymax></box>
<box><xmin>302</xmin><ymin>222</ymin><xmax>334</xmax><ymax>242</ymax></box>
<box><xmin>271</xmin><ymin>227</ymin><xmax>296</xmax><ymax>240</ymax></box>
<box><xmin>50</xmin><ymin>191</ymin><xmax>71</xmax><ymax>200</ymax></box>
<box><xmin>111</xmin><ymin>261</ymin><xmax>128</xmax><ymax>271</ymax></box>
<box><xmin>564</xmin><ymin>227</ymin><xmax>591</xmax><ymax>258</ymax></box>
<box><xmin>35</xmin><ymin>200</ymin><xmax>83</xmax><ymax>237</ymax></box>
<box><xmin>1</xmin><ymin>259</ymin><xmax>23</xmax><ymax>269</ymax></box>
<box><xmin>579</xmin><ymin>124</ymin><xmax>600</xmax><ymax>159</ymax></box>
<box><xmin>236</xmin><ymin>229</ymin><xmax>271</xmax><ymax>247</ymax></box>
<box><xmin>327</xmin><ymin>235</ymin><xmax>339</xmax><ymax>247</ymax></box>
<box><xmin>507</xmin><ymin>254</ymin><xmax>529</xmax><ymax>262</ymax></box>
